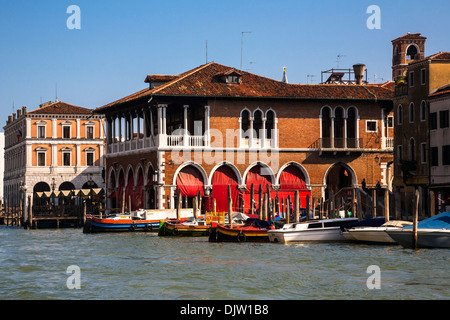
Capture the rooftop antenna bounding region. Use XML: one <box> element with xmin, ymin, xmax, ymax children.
<box><xmin>336</xmin><ymin>54</ymin><xmax>346</xmax><ymax>68</ymax></box>
<box><xmin>55</xmin><ymin>83</ymin><xmax>58</xmax><ymax>102</ymax></box>
<box><xmin>205</xmin><ymin>40</ymin><xmax>208</xmax><ymax>64</ymax></box>
<box><xmin>240</xmin><ymin>31</ymin><xmax>252</xmax><ymax>70</ymax></box>
<box><xmin>307</xmin><ymin>74</ymin><xmax>316</xmax><ymax>84</ymax></box>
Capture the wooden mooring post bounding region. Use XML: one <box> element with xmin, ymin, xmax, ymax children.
<box><xmin>412</xmin><ymin>189</ymin><xmax>419</xmax><ymax>250</ymax></box>
<box><xmin>227</xmin><ymin>184</ymin><xmax>232</xmax><ymax>224</ymax></box>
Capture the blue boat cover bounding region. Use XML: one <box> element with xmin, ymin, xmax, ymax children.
<box><xmin>403</xmin><ymin>211</ymin><xmax>450</xmax><ymax>230</ymax></box>
<box><xmin>245</xmin><ymin>218</ymin><xmax>273</xmax><ymax>228</ymax></box>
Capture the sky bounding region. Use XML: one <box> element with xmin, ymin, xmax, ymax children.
<box><xmin>0</xmin><ymin>0</ymin><xmax>449</xmax><ymax>131</ymax></box>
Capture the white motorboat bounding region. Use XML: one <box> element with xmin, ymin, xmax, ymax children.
<box><xmin>268</xmin><ymin>218</ymin><xmax>358</xmax><ymax>244</ymax></box>
<box><xmin>346</xmin><ymin>220</ymin><xmax>412</xmax><ymax>244</ymax></box>
<box><xmin>385</xmin><ymin>212</ymin><xmax>450</xmax><ymax>248</ymax></box>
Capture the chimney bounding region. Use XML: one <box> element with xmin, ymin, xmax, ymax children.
<box><xmin>353</xmin><ymin>64</ymin><xmax>366</xmax><ymax>85</ymax></box>
<box><xmin>17</xmin><ymin>109</ymin><xmax>21</xmax><ymax>117</ymax></box>
<box><xmin>22</xmin><ymin>106</ymin><xmax>27</xmax><ymax>114</ymax></box>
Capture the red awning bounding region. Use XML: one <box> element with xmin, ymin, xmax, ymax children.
<box><xmin>176</xmin><ymin>166</ymin><xmax>204</xmax><ymax>197</ymax></box>
<box><xmin>279</xmin><ymin>165</ymin><xmax>307</xmax><ymax>190</ymax></box>
<box><xmin>211</xmin><ymin>165</ymin><xmax>240</xmax><ymax>212</ymax></box>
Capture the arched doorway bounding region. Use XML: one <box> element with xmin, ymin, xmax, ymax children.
<box><xmin>244</xmin><ymin>164</ymin><xmax>274</xmax><ymax>214</ymax></box>
<box><xmin>211</xmin><ymin>164</ymin><xmax>240</xmax><ymax>212</ymax></box>
<box><xmin>277</xmin><ymin>164</ymin><xmax>311</xmax><ymax>215</ymax></box>
<box><xmin>33</xmin><ymin>182</ymin><xmax>51</xmax><ymax>206</ymax></box>
<box><xmin>324</xmin><ymin>163</ymin><xmax>355</xmax><ymax>200</ymax></box>
<box><xmin>125</xmin><ymin>168</ymin><xmax>134</xmax><ymax>211</ymax></box>
<box><xmin>134</xmin><ymin>168</ymin><xmax>144</xmax><ymax>210</ymax></box>
<box><xmin>176</xmin><ymin>165</ymin><xmax>205</xmax><ymax>209</ymax></box>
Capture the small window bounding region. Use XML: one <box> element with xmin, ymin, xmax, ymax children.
<box><xmin>430</xmin><ymin>112</ymin><xmax>437</xmax><ymax>130</ymax></box>
<box><xmin>37</xmin><ymin>152</ymin><xmax>46</xmax><ymax>166</ymax></box>
<box><xmin>63</xmin><ymin>152</ymin><xmax>71</xmax><ymax>166</ymax></box>
<box><xmin>366</xmin><ymin>121</ymin><xmax>377</xmax><ymax>132</ymax></box>
<box><xmin>421</xmin><ymin>143</ymin><xmax>427</xmax><ymax>164</ymax></box>
<box><xmin>421</xmin><ymin>69</ymin><xmax>426</xmax><ymax>85</ymax></box>
<box><xmin>443</xmin><ymin>145</ymin><xmax>450</xmax><ymax>166</ymax></box>
<box><xmin>431</xmin><ymin>147</ymin><xmax>439</xmax><ymax>166</ymax></box>
<box><xmin>86</xmin><ymin>126</ymin><xmax>94</xmax><ymax>139</ymax></box>
<box><xmin>86</xmin><ymin>152</ymin><xmax>94</xmax><ymax>166</ymax></box>
<box><xmin>387</xmin><ymin>116</ymin><xmax>393</xmax><ymax>128</ymax></box>
<box><xmin>63</xmin><ymin>125</ymin><xmax>71</xmax><ymax>139</ymax></box>
<box><xmin>409</xmin><ymin>138</ymin><xmax>415</xmax><ymax>161</ymax></box>
<box><xmin>420</xmin><ymin>101</ymin><xmax>426</xmax><ymax>121</ymax></box>
<box><xmin>397</xmin><ymin>105</ymin><xmax>403</xmax><ymax>125</ymax></box>
<box><xmin>409</xmin><ymin>71</ymin><xmax>414</xmax><ymax>87</ymax></box>
<box><xmin>409</xmin><ymin>103</ymin><xmax>415</xmax><ymax>123</ymax></box>
<box><xmin>440</xmin><ymin>110</ymin><xmax>449</xmax><ymax>128</ymax></box>
<box><xmin>38</xmin><ymin>125</ymin><xmax>46</xmax><ymax>138</ymax></box>
<box><xmin>397</xmin><ymin>145</ymin><xmax>403</xmax><ymax>164</ymax></box>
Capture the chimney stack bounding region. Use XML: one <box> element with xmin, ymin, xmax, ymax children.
<box><xmin>353</xmin><ymin>63</ymin><xmax>366</xmax><ymax>85</ymax></box>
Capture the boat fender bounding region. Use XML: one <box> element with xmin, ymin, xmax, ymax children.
<box><xmin>173</xmin><ymin>227</ymin><xmax>179</xmax><ymax>235</ymax></box>
<box><xmin>129</xmin><ymin>223</ymin><xmax>135</xmax><ymax>231</ymax></box>
<box><xmin>237</xmin><ymin>231</ymin><xmax>246</xmax><ymax>242</ymax></box>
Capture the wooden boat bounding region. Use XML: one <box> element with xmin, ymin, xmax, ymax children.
<box><xmin>346</xmin><ymin>220</ymin><xmax>412</xmax><ymax>244</ymax></box>
<box><xmin>83</xmin><ymin>209</ymin><xmax>193</xmax><ymax>233</ymax></box>
<box><xmin>385</xmin><ymin>212</ymin><xmax>450</xmax><ymax>248</ymax></box>
<box><xmin>267</xmin><ymin>218</ymin><xmax>359</xmax><ymax>243</ymax></box>
<box><xmin>208</xmin><ymin>218</ymin><xmax>274</xmax><ymax>243</ymax></box>
<box><xmin>158</xmin><ymin>217</ymin><xmax>210</xmax><ymax>237</ymax></box>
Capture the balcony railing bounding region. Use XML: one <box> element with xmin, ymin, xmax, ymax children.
<box><xmin>315</xmin><ymin>138</ymin><xmax>363</xmax><ymax>150</ymax></box>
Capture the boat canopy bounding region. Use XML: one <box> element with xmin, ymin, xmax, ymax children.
<box><xmin>245</xmin><ymin>218</ymin><xmax>273</xmax><ymax>228</ymax></box>
<box><xmin>339</xmin><ymin>217</ymin><xmax>386</xmax><ymax>231</ymax></box>
<box><xmin>404</xmin><ymin>212</ymin><xmax>450</xmax><ymax>230</ymax></box>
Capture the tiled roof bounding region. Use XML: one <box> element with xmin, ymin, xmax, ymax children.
<box><xmin>28</xmin><ymin>101</ymin><xmax>93</xmax><ymax>115</ymax></box>
<box><xmin>429</xmin><ymin>83</ymin><xmax>450</xmax><ymax>98</ymax></box>
<box><xmin>144</xmin><ymin>75</ymin><xmax>179</xmax><ymax>83</ymax></box>
<box><xmin>409</xmin><ymin>52</ymin><xmax>450</xmax><ymax>65</ymax></box>
<box><xmin>96</xmin><ymin>62</ymin><xmax>394</xmax><ymax>112</ymax></box>
<box><xmin>392</xmin><ymin>33</ymin><xmax>427</xmax><ymax>42</ymax></box>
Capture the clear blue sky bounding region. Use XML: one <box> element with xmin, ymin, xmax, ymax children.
<box><xmin>1</xmin><ymin>0</ymin><xmax>449</xmax><ymax>130</ymax></box>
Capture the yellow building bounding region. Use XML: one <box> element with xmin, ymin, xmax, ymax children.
<box><xmin>3</xmin><ymin>101</ymin><xmax>105</xmax><ymax>208</ymax></box>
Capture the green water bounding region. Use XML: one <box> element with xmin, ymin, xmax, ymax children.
<box><xmin>0</xmin><ymin>226</ymin><xmax>448</xmax><ymax>300</ymax></box>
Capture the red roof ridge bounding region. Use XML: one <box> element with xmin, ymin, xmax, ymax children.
<box><xmin>29</xmin><ymin>100</ymin><xmax>93</xmax><ymax>114</ymax></box>
<box><xmin>152</xmin><ymin>62</ymin><xmax>216</xmax><ymax>95</ymax></box>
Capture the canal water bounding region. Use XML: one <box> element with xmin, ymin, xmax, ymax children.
<box><xmin>0</xmin><ymin>226</ymin><xmax>448</xmax><ymax>301</ymax></box>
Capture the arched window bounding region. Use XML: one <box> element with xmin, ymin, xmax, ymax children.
<box><xmin>253</xmin><ymin>109</ymin><xmax>263</xmax><ymax>139</ymax></box>
<box><xmin>420</xmin><ymin>100</ymin><xmax>427</xmax><ymax>121</ymax></box>
<box><xmin>241</xmin><ymin>109</ymin><xmax>250</xmax><ymax>139</ymax></box>
<box><xmin>406</xmin><ymin>45</ymin><xmax>418</xmax><ymax>60</ymax></box>
<box><xmin>321</xmin><ymin>107</ymin><xmax>331</xmax><ymax>148</ymax></box>
<box><xmin>409</xmin><ymin>138</ymin><xmax>415</xmax><ymax>161</ymax></box>
<box><xmin>398</xmin><ymin>104</ymin><xmax>403</xmax><ymax>125</ymax></box>
<box><xmin>266</xmin><ymin>110</ymin><xmax>274</xmax><ymax>139</ymax></box>
<box><xmin>347</xmin><ymin>107</ymin><xmax>357</xmax><ymax>148</ymax></box>
<box><xmin>409</xmin><ymin>102</ymin><xmax>415</xmax><ymax>123</ymax></box>
<box><xmin>334</xmin><ymin>107</ymin><xmax>344</xmax><ymax>148</ymax></box>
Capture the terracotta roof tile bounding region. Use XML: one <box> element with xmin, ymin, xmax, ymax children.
<box><xmin>96</xmin><ymin>62</ymin><xmax>394</xmax><ymax>112</ymax></box>
<box><xmin>409</xmin><ymin>52</ymin><xmax>450</xmax><ymax>65</ymax></box>
<box><xmin>391</xmin><ymin>33</ymin><xmax>427</xmax><ymax>42</ymax></box>
<box><xmin>29</xmin><ymin>101</ymin><xmax>93</xmax><ymax>115</ymax></box>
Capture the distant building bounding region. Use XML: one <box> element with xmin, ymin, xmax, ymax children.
<box><xmin>0</xmin><ymin>132</ymin><xmax>4</xmax><ymax>201</ymax></box>
<box><xmin>3</xmin><ymin>101</ymin><xmax>105</xmax><ymax>208</ymax></box>
<box><xmin>429</xmin><ymin>84</ymin><xmax>450</xmax><ymax>213</ymax></box>
<box><xmin>392</xmin><ymin>32</ymin><xmax>450</xmax><ymax>216</ymax></box>
<box><xmin>95</xmin><ymin>62</ymin><xmax>394</xmax><ymax>214</ymax></box>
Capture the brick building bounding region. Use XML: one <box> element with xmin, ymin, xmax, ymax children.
<box><xmin>3</xmin><ymin>101</ymin><xmax>105</xmax><ymax>208</ymax></box>
<box><xmin>392</xmin><ymin>32</ymin><xmax>450</xmax><ymax>216</ymax></box>
<box><xmin>96</xmin><ymin>61</ymin><xmax>394</xmax><ymax>214</ymax></box>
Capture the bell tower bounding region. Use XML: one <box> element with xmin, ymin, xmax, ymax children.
<box><xmin>391</xmin><ymin>33</ymin><xmax>426</xmax><ymax>81</ymax></box>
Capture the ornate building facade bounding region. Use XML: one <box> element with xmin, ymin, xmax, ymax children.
<box><xmin>3</xmin><ymin>101</ymin><xmax>105</xmax><ymax>207</ymax></box>
<box><xmin>96</xmin><ymin>62</ymin><xmax>394</xmax><ymax>214</ymax></box>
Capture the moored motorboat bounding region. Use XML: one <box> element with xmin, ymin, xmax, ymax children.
<box><xmin>158</xmin><ymin>217</ymin><xmax>210</xmax><ymax>237</ymax></box>
<box><xmin>340</xmin><ymin>217</ymin><xmax>387</xmax><ymax>241</ymax></box>
<box><xmin>267</xmin><ymin>218</ymin><xmax>359</xmax><ymax>243</ymax></box>
<box><xmin>346</xmin><ymin>220</ymin><xmax>412</xmax><ymax>244</ymax></box>
<box><xmin>83</xmin><ymin>209</ymin><xmax>193</xmax><ymax>233</ymax></box>
<box><xmin>385</xmin><ymin>212</ymin><xmax>450</xmax><ymax>248</ymax></box>
<box><xmin>208</xmin><ymin>218</ymin><xmax>274</xmax><ymax>243</ymax></box>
